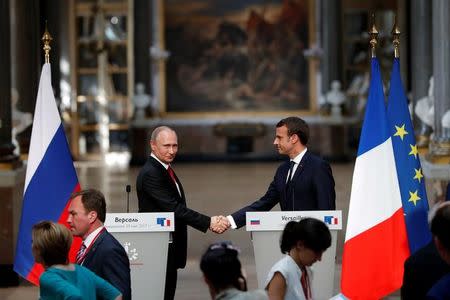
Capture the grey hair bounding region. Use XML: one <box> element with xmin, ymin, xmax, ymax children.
<box><xmin>150</xmin><ymin>126</ymin><xmax>176</xmax><ymax>142</ymax></box>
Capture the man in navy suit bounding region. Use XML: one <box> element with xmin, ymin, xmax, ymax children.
<box><xmin>227</xmin><ymin>116</ymin><xmax>336</xmax><ymax>229</ymax></box>
<box><xmin>136</xmin><ymin>126</ymin><xmax>227</xmax><ymax>300</ymax></box>
<box><xmin>67</xmin><ymin>189</ymin><xmax>131</xmax><ymax>300</ymax></box>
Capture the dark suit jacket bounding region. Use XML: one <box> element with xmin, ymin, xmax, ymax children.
<box><xmin>401</xmin><ymin>241</ymin><xmax>450</xmax><ymax>299</ymax></box>
<box><xmin>82</xmin><ymin>229</ymin><xmax>132</xmax><ymax>300</ymax></box>
<box><xmin>136</xmin><ymin>156</ymin><xmax>210</xmax><ymax>268</ymax></box>
<box><xmin>231</xmin><ymin>151</ymin><xmax>336</xmax><ymax>228</ymax></box>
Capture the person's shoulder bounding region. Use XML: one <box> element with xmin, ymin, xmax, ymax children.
<box><xmin>75</xmin><ymin>264</ymin><xmax>96</xmax><ymax>276</ymax></box>
<box><xmin>101</xmin><ymin>230</ymin><xmax>123</xmax><ymax>248</ymax></box>
<box><xmin>244</xmin><ymin>289</ymin><xmax>269</xmax><ymax>300</ymax></box>
<box><xmin>427</xmin><ymin>273</ymin><xmax>450</xmax><ymax>298</ymax></box>
<box><xmin>275</xmin><ymin>160</ymin><xmax>290</xmax><ymax>172</ymax></box>
<box><xmin>305</xmin><ymin>151</ymin><xmax>328</xmax><ymax>164</ymax></box>
<box><xmin>101</xmin><ymin>231</ymin><xmax>128</xmax><ymax>256</ymax></box>
<box><xmin>271</xmin><ymin>255</ymin><xmax>294</xmax><ymax>273</ymax></box>
<box><xmin>138</xmin><ymin>157</ymin><xmax>158</xmax><ymax>172</ymax></box>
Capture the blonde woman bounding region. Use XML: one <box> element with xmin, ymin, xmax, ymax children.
<box><xmin>32</xmin><ymin>221</ymin><xmax>122</xmax><ymax>300</ymax></box>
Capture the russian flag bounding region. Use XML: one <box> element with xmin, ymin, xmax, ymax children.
<box><xmin>250</xmin><ymin>220</ymin><xmax>260</xmax><ymax>225</ymax></box>
<box><xmin>341</xmin><ymin>58</ymin><xmax>410</xmax><ymax>299</ymax></box>
<box><xmin>13</xmin><ymin>63</ymin><xmax>81</xmax><ymax>285</ymax></box>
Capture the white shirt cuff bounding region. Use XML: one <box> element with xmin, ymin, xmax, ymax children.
<box><xmin>227</xmin><ymin>215</ymin><xmax>237</xmax><ymax>229</ymax></box>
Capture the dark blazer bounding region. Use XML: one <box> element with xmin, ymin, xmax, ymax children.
<box><xmin>231</xmin><ymin>151</ymin><xmax>336</xmax><ymax>228</ymax></box>
<box><xmin>82</xmin><ymin>229</ymin><xmax>132</xmax><ymax>300</ymax></box>
<box><xmin>136</xmin><ymin>156</ymin><xmax>210</xmax><ymax>268</ymax></box>
<box><xmin>401</xmin><ymin>241</ymin><xmax>450</xmax><ymax>299</ymax></box>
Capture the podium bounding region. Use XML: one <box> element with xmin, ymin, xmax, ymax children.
<box><xmin>104</xmin><ymin>212</ymin><xmax>174</xmax><ymax>300</ymax></box>
<box><xmin>246</xmin><ymin>210</ymin><xmax>342</xmax><ymax>300</ymax></box>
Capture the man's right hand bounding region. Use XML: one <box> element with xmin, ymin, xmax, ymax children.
<box><xmin>210</xmin><ymin>216</ymin><xmax>230</xmax><ymax>234</ymax></box>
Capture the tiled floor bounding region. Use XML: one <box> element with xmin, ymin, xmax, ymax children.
<box><xmin>0</xmin><ymin>161</ymin><xmax>400</xmax><ymax>299</ymax></box>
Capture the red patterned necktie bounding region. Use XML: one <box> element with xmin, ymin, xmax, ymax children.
<box><xmin>76</xmin><ymin>243</ymin><xmax>86</xmax><ymax>264</ymax></box>
<box><xmin>167</xmin><ymin>166</ymin><xmax>177</xmax><ymax>184</ymax></box>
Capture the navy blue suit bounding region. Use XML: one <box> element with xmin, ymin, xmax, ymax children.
<box><xmin>136</xmin><ymin>156</ymin><xmax>210</xmax><ymax>300</ymax></box>
<box><xmin>82</xmin><ymin>229</ymin><xmax>131</xmax><ymax>300</ymax></box>
<box><xmin>402</xmin><ymin>241</ymin><xmax>450</xmax><ymax>299</ymax></box>
<box><xmin>231</xmin><ymin>151</ymin><xmax>336</xmax><ymax>228</ymax></box>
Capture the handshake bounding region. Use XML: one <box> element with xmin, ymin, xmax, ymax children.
<box><xmin>209</xmin><ymin>215</ymin><xmax>231</xmax><ymax>234</ymax></box>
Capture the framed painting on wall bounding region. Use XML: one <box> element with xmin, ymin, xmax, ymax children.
<box><xmin>161</xmin><ymin>0</ymin><xmax>316</xmax><ymax>115</ymax></box>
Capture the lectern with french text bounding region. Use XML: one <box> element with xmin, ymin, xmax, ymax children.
<box><xmin>246</xmin><ymin>210</ymin><xmax>342</xmax><ymax>300</ymax></box>
<box><xmin>105</xmin><ymin>212</ymin><xmax>174</xmax><ymax>300</ymax></box>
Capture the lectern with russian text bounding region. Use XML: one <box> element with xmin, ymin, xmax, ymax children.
<box><xmin>246</xmin><ymin>211</ymin><xmax>342</xmax><ymax>300</ymax></box>
<box><xmin>105</xmin><ymin>212</ymin><xmax>174</xmax><ymax>300</ymax></box>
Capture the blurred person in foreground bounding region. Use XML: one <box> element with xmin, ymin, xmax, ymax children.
<box><xmin>401</xmin><ymin>201</ymin><xmax>450</xmax><ymax>299</ymax></box>
<box><xmin>67</xmin><ymin>189</ymin><xmax>131</xmax><ymax>299</ymax></box>
<box><xmin>32</xmin><ymin>221</ymin><xmax>121</xmax><ymax>300</ymax></box>
<box><xmin>200</xmin><ymin>241</ymin><xmax>268</xmax><ymax>300</ymax></box>
<box><xmin>426</xmin><ymin>201</ymin><xmax>450</xmax><ymax>299</ymax></box>
<box><xmin>265</xmin><ymin>218</ymin><xmax>331</xmax><ymax>300</ymax></box>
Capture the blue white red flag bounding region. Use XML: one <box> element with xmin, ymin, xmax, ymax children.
<box><xmin>341</xmin><ymin>58</ymin><xmax>410</xmax><ymax>299</ymax></box>
<box><xmin>13</xmin><ymin>63</ymin><xmax>81</xmax><ymax>285</ymax></box>
<box><xmin>387</xmin><ymin>58</ymin><xmax>431</xmax><ymax>254</ymax></box>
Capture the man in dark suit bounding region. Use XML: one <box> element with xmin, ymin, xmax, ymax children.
<box><xmin>401</xmin><ymin>241</ymin><xmax>450</xmax><ymax>299</ymax></box>
<box><xmin>401</xmin><ymin>201</ymin><xmax>450</xmax><ymax>299</ymax></box>
<box><xmin>67</xmin><ymin>189</ymin><xmax>131</xmax><ymax>300</ymax></box>
<box><xmin>136</xmin><ymin>126</ymin><xmax>227</xmax><ymax>300</ymax></box>
<box><xmin>426</xmin><ymin>202</ymin><xmax>450</xmax><ymax>298</ymax></box>
<box><xmin>227</xmin><ymin>116</ymin><xmax>336</xmax><ymax>228</ymax></box>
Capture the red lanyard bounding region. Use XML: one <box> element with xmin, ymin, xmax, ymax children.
<box><xmin>78</xmin><ymin>227</ymin><xmax>105</xmax><ymax>265</ymax></box>
<box><xmin>300</xmin><ymin>266</ymin><xmax>312</xmax><ymax>300</ymax></box>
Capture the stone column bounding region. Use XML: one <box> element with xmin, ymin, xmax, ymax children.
<box><xmin>0</xmin><ymin>0</ymin><xmax>24</xmax><ymax>287</ymax></box>
<box><xmin>410</xmin><ymin>0</ymin><xmax>432</xmax><ymax>147</ymax></box>
<box><xmin>134</xmin><ymin>0</ymin><xmax>152</xmax><ymax>96</ymax></box>
<box><xmin>0</xmin><ymin>0</ymin><xmax>19</xmax><ymax>168</ymax></box>
<box><xmin>431</xmin><ymin>0</ymin><xmax>450</xmax><ymax>160</ymax></box>
<box><xmin>321</xmin><ymin>0</ymin><xmax>342</xmax><ymax>94</ymax></box>
<box><xmin>10</xmin><ymin>0</ymin><xmax>41</xmax><ymax>156</ymax></box>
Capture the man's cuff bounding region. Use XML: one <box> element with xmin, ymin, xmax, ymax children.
<box><xmin>227</xmin><ymin>215</ymin><xmax>237</xmax><ymax>229</ymax></box>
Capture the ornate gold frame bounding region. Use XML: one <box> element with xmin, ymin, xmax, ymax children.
<box><xmin>154</xmin><ymin>0</ymin><xmax>317</xmax><ymax>118</ymax></box>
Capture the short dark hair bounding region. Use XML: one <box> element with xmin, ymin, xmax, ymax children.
<box><xmin>70</xmin><ymin>189</ymin><xmax>106</xmax><ymax>223</ymax></box>
<box><xmin>431</xmin><ymin>203</ymin><xmax>450</xmax><ymax>251</ymax></box>
<box><xmin>32</xmin><ymin>221</ymin><xmax>72</xmax><ymax>267</ymax></box>
<box><xmin>200</xmin><ymin>241</ymin><xmax>246</xmax><ymax>291</ymax></box>
<box><xmin>276</xmin><ymin>117</ymin><xmax>309</xmax><ymax>145</ymax></box>
<box><xmin>280</xmin><ymin>218</ymin><xmax>331</xmax><ymax>254</ymax></box>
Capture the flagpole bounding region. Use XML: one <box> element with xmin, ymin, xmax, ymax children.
<box><xmin>42</xmin><ymin>22</ymin><xmax>52</xmax><ymax>64</ymax></box>
<box><xmin>392</xmin><ymin>16</ymin><xmax>400</xmax><ymax>58</ymax></box>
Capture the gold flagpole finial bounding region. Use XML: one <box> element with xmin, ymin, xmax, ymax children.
<box><xmin>42</xmin><ymin>21</ymin><xmax>53</xmax><ymax>64</ymax></box>
<box><xmin>369</xmin><ymin>14</ymin><xmax>378</xmax><ymax>58</ymax></box>
<box><xmin>391</xmin><ymin>15</ymin><xmax>401</xmax><ymax>58</ymax></box>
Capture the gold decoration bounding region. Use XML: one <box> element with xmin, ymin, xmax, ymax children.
<box><xmin>42</xmin><ymin>22</ymin><xmax>53</xmax><ymax>63</ymax></box>
<box><xmin>369</xmin><ymin>14</ymin><xmax>378</xmax><ymax>58</ymax></box>
<box><xmin>391</xmin><ymin>15</ymin><xmax>401</xmax><ymax>58</ymax></box>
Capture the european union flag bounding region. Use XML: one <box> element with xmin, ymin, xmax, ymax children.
<box><xmin>387</xmin><ymin>58</ymin><xmax>432</xmax><ymax>254</ymax></box>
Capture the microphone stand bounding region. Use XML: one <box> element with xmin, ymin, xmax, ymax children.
<box><xmin>126</xmin><ymin>185</ymin><xmax>131</xmax><ymax>213</ymax></box>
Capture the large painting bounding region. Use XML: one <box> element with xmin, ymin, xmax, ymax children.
<box><xmin>164</xmin><ymin>0</ymin><xmax>313</xmax><ymax>113</ymax></box>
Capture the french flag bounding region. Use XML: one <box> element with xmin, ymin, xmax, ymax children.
<box><xmin>341</xmin><ymin>58</ymin><xmax>410</xmax><ymax>299</ymax></box>
<box><xmin>13</xmin><ymin>63</ymin><xmax>81</xmax><ymax>285</ymax></box>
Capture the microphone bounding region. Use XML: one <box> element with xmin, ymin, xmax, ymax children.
<box><xmin>126</xmin><ymin>185</ymin><xmax>131</xmax><ymax>213</ymax></box>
